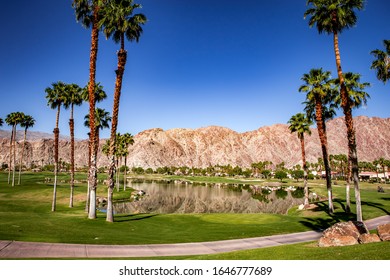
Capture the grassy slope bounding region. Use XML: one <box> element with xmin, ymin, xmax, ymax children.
<box><xmin>0</xmin><ymin>172</ymin><xmax>389</xmax><ymax>259</ymax></box>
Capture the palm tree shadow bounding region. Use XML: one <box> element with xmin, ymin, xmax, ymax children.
<box><xmin>115</xmin><ymin>213</ymin><xmax>158</xmax><ymax>223</ymax></box>
<box><xmin>361</xmin><ymin>201</ymin><xmax>390</xmax><ymax>215</ymax></box>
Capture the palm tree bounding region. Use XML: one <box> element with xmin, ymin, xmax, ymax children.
<box><xmin>371</xmin><ymin>39</ymin><xmax>390</xmax><ymax>84</ymax></box>
<box><xmin>5</xmin><ymin>112</ymin><xmax>25</xmax><ymax>186</ymax></box>
<box><xmin>334</xmin><ymin>72</ymin><xmax>370</xmax><ymax>217</ymax></box>
<box><xmin>100</xmin><ymin>0</ymin><xmax>146</xmax><ymax>222</ymax></box>
<box><xmin>18</xmin><ymin>114</ymin><xmax>35</xmax><ymax>185</ymax></box>
<box><xmin>299</xmin><ymin>68</ymin><xmax>336</xmax><ymax>213</ymax></box>
<box><xmin>73</xmin><ymin>0</ymin><xmax>107</xmax><ymax>219</ymax></box>
<box><xmin>288</xmin><ymin>113</ymin><xmax>312</xmax><ymax>207</ymax></box>
<box><xmin>63</xmin><ymin>84</ymin><xmax>83</xmax><ymax>208</ymax></box>
<box><xmin>81</xmin><ymin>84</ymin><xmax>107</xmax><ymax>213</ymax></box>
<box><xmin>115</xmin><ymin>132</ymin><xmax>134</xmax><ymax>190</ymax></box>
<box><xmin>304</xmin><ymin>0</ymin><xmax>365</xmax><ymax>222</ymax></box>
<box><xmin>45</xmin><ymin>81</ymin><xmax>66</xmax><ymax>212</ymax></box>
<box><xmin>84</xmin><ymin>108</ymin><xmax>111</xmax><ymax>211</ymax></box>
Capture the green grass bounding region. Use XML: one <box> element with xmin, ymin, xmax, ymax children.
<box><xmin>0</xmin><ymin>172</ymin><xmax>389</xmax><ymax>259</ymax></box>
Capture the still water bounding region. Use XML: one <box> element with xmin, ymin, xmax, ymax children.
<box><xmin>111</xmin><ymin>180</ymin><xmax>308</xmax><ymax>215</ymax></box>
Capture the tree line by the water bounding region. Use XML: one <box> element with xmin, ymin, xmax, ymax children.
<box><xmin>0</xmin><ymin>0</ymin><xmax>389</xmax><ymax>224</ymax></box>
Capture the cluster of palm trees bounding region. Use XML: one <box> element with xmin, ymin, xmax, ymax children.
<box><xmin>45</xmin><ymin>82</ymin><xmax>111</xmax><ymax>211</ymax></box>
<box><xmin>0</xmin><ymin>112</ymin><xmax>35</xmax><ymax>186</ymax></box>
<box><xmin>72</xmin><ymin>0</ymin><xmax>146</xmax><ymax>222</ymax></box>
<box><xmin>288</xmin><ymin>0</ymin><xmax>389</xmax><ymax>223</ymax></box>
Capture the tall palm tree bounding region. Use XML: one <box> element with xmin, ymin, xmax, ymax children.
<box><xmin>45</xmin><ymin>81</ymin><xmax>66</xmax><ymax>212</ymax></box>
<box><xmin>5</xmin><ymin>112</ymin><xmax>25</xmax><ymax>186</ymax></box>
<box><xmin>63</xmin><ymin>83</ymin><xmax>83</xmax><ymax>208</ymax></box>
<box><xmin>304</xmin><ymin>0</ymin><xmax>365</xmax><ymax>222</ymax></box>
<box><xmin>371</xmin><ymin>39</ymin><xmax>390</xmax><ymax>84</ymax></box>
<box><xmin>299</xmin><ymin>68</ymin><xmax>336</xmax><ymax>213</ymax></box>
<box><xmin>100</xmin><ymin>0</ymin><xmax>146</xmax><ymax>222</ymax></box>
<box><xmin>334</xmin><ymin>72</ymin><xmax>370</xmax><ymax>217</ymax></box>
<box><xmin>73</xmin><ymin>0</ymin><xmax>108</xmax><ymax>219</ymax></box>
<box><xmin>288</xmin><ymin>113</ymin><xmax>312</xmax><ymax>207</ymax></box>
<box><xmin>84</xmin><ymin>108</ymin><xmax>111</xmax><ymax>211</ymax></box>
<box><xmin>81</xmin><ymin>84</ymin><xmax>107</xmax><ymax>213</ymax></box>
<box><xmin>18</xmin><ymin>114</ymin><xmax>35</xmax><ymax>185</ymax></box>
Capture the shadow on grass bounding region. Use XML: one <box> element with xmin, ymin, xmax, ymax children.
<box><xmin>115</xmin><ymin>214</ymin><xmax>157</xmax><ymax>223</ymax></box>
<box><xmin>299</xmin><ymin>199</ymin><xmax>356</xmax><ymax>231</ymax></box>
<box><xmin>300</xmin><ymin>197</ymin><xmax>390</xmax><ymax>231</ymax></box>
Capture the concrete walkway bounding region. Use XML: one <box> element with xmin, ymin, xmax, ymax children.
<box><xmin>0</xmin><ymin>215</ymin><xmax>389</xmax><ymax>259</ymax></box>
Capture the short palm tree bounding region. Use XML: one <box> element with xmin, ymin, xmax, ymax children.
<box><xmin>371</xmin><ymin>39</ymin><xmax>390</xmax><ymax>84</ymax></box>
<box><xmin>83</xmin><ymin>107</ymin><xmax>111</xmax><ymax>212</ymax></box>
<box><xmin>288</xmin><ymin>113</ymin><xmax>312</xmax><ymax>207</ymax></box>
<box><xmin>5</xmin><ymin>112</ymin><xmax>25</xmax><ymax>186</ymax></box>
<box><xmin>81</xmin><ymin>83</ymin><xmax>107</xmax><ymax>213</ymax></box>
<box><xmin>18</xmin><ymin>114</ymin><xmax>35</xmax><ymax>185</ymax></box>
<box><xmin>334</xmin><ymin>72</ymin><xmax>370</xmax><ymax>217</ymax></box>
<box><xmin>119</xmin><ymin>132</ymin><xmax>134</xmax><ymax>191</ymax></box>
<box><xmin>304</xmin><ymin>0</ymin><xmax>365</xmax><ymax>222</ymax></box>
<box><xmin>299</xmin><ymin>68</ymin><xmax>335</xmax><ymax>213</ymax></box>
<box><xmin>99</xmin><ymin>0</ymin><xmax>146</xmax><ymax>222</ymax></box>
<box><xmin>45</xmin><ymin>81</ymin><xmax>67</xmax><ymax>212</ymax></box>
<box><xmin>63</xmin><ymin>83</ymin><xmax>83</xmax><ymax>208</ymax></box>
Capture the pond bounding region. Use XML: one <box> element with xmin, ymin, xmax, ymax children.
<box><xmin>108</xmin><ymin>179</ymin><xmax>316</xmax><ymax>215</ymax></box>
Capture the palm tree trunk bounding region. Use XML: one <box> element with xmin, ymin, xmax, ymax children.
<box><xmin>18</xmin><ymin>128</ymin><xmax>27</xmax><ymax>185</ymax></box>
<box><xmin>124</xmin><ymin>155</ymin><xmax>127</xmax><ymax>191</ymax></box>
<box><xmin>300</xmin><ymin>136</ymin><xmax>309</xmax><ymax>207</ymax></box>
<box><xmin>12</xmin><ymin>125</ymin><xmax>17</xmax><ymax>187</ymax></box>
<box><xmin>85</xmin><ymin>137</ymin><xmax>91</xmax><ymax>213</ymax></box>
<box><xmin>346</xmin><ymin>157</ymin><xmax>351</xmax><ymax>213</ymax></box>
<box><xmin>8</xmin><ymin>126</ymin><xmax>14</xmax><ymax>184</ymax></box>
<box><xmin>52</xmin><ymin>106</ymin><xmax>60</xmax><ymax>212</ymax></box>
<box><xmin>88</xmin><ymin>4</ymin><xmax>100</xmax><ymax>219</ymax></box>
<box><xmin>69</xmin><ymin>105</ymin><xmax>75</xmax><ymax>208</ymax></box>
<box><xmin>107</xmin><ymin>48</ymin><xmax>127</xmax><ymax>223</ymax></box>
<box><xmin>333</xmin><ymin>31</ymin><xmax>362</xmax><ymax>222</ymax></box>
<box><xmin>315</xmin><ymin>98</ymin><xmax>334</xmax><ymax>213</ymax></box>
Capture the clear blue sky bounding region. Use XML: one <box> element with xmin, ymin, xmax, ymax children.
<box><xmin>0</xmin><ymin>0</ymin><xmax>389</xmax><ymax>139</ymax></box>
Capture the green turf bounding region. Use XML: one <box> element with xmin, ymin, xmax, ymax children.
<box><xmin>0</xmin><ymin>171</ymin><xmax>389</xmax><ymax>260</ymax></box>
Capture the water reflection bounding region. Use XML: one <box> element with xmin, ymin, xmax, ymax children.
<box><xmin>109</xmin><ymin>180</ymin><xmax>310</xmax><ymax>215</ymax></box>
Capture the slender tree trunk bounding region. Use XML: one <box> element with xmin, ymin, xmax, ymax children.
<box><xmin>300</xmin><ymin>136</ymin><xmax>309</xmax><ymax>207</ymax></box>
<box><xmin>333</xmin><ymin>31</ymin><xmax>362</xmax><ymax>222</ymax></box>
<box><xmin>88</xmin><ymin>5</ymin><xmax>100</xmax><ymax>219</ymax></box>
<box><xmin>315</xmin><ymin>98</ymin><xmax>334</xmax><ymax>213</ymax></box>
<box><xmin>346</xmin><ymin>157</ymin><xmax>351</xmax><ymax>213</ymax></box>
<box><xmin>52</xmin><ymin>106</ymin><xmax>60</xmax><ymax>212</ymax></box>
<box><xmin>85</xmin><ymin>138</ymin><xmax>91</xmax><ymax>213</ymax></box>
<box><xmin>18</xmin><ymin>129</ymin><xmax>27</xmax><ymax>185</ymax></box>
<box><xmin>69</xmin><ymin>105</ymin><xmax>75</xmax><ymax>208</ymax></box>
<box><xmin>8</xmin><ymin>126</ymin><xmax>14</xmax><ymax>184</ymax></box>
<box><xmin>107</xmin><ymin>48</ymin><xmax>127</xmax><ymax>223</ymax></box>
<box><xmin>124</xmin><ymin>155</ymin><xmax>127</xmax><ymax>191</ymax></box>
<box><xmin>12</xmin><ymin>125</ymin><xmax>17</xmax><ymax>187</ymax></box>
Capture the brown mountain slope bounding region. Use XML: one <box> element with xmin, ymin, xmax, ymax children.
<box><xmin>0</xmin><ymin>116</ymin><xmax>389</xmax><ymax>169</ymax></box>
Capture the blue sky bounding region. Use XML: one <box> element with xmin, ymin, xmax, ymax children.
<box><xmin>0</xmin><ymin>0</ymin><xmax>389</xmax><ymax>139</ymax></box>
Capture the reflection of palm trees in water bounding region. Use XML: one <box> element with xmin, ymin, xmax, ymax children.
<box><xmin>112</xmin><ymin>181</ymin><xmax>308</xmax><ymax>214</ymax></box>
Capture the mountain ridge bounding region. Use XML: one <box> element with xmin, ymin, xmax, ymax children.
<box><xmin>0</xmin><ymin>116</ymin><xmax>389</xmax><ymax>169</ymax></box>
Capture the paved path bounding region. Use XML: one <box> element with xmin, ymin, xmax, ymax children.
<box><xmin>0</xmin><ymin>215</ymin><xmax>389</xmax><ymax>259</ymax></box>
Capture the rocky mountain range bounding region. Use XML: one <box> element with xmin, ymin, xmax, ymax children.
<box><xmin>0</xmin><ymin>116</ymin><xmax>389</xmax><ymax>169</ymax></box>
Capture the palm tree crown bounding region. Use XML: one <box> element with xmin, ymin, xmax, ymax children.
<box><xmin>370</xmin><ymin>39</ymin><xmax>390</xmax><ymax>84</ymax></box>
<box><xmin>288</xmin><ymin>113</ymin><xmax>312</xmax><ymax>140</ymax></box>
<box><xmin>84</xmin><ymin>107</ymin><xmax>111</xmax><ymax>131</ymax></box>
<box><xmin>20</xmin><ymin>115</ymin><xmax>35</xmax><ymax>131</ymax></box>
<box><xmin>304</xmin><ymin>0</ymin><xmax>364</xmax><ymax>34</ymax></box>
<box><xmin>334</xmin><ymin>72</ymin><xmax>370</xmax><ymax>109</ymax></box>
<box><xmin>299</xmin><ymin>68</ymin><xmax>335</xmax><ymax>100</ymax></box>
<box><xmin>100</xmin><ymin>0</ymin><xmax>147</xmax><ymax>48</ymax></box>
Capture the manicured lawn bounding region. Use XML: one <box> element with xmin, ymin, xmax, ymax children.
<box><xmin>0</xmin><ymin>171</ymin><xmax>389</xmax><ymax>260</ymax></box>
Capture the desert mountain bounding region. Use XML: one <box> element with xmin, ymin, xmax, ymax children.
<box><xmin>0</xmin><ymin>116</ymin><xmax>389</xmax><ymax>169</ymax></box>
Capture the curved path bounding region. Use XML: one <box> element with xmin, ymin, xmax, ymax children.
<box><xmin>0</xmin><ymin>215</ymin><xmax>389</xmax><ymax>259</ymax></box>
